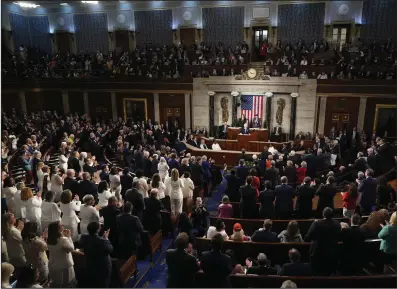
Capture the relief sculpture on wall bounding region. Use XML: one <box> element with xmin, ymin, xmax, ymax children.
<box><xmin>276</xmin><ymin>98</ymin><xmax>286</xmax><ymax>125</ymax></box>
<box><xmin>221</xmin><ymin>96</ymin><xmax>229</xmax><ymax>123</ymax></box>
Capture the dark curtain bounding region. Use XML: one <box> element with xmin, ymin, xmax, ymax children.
<box><xmin>134</xmin><ymin>10</ymin><xmax>173</xmax><ymax>46</ymax></box>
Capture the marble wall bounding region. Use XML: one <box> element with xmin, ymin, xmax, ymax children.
<box><xmin>295</xmin><ymin>79</ymin><xmax>317</xmax><ymax>134</ymax></box>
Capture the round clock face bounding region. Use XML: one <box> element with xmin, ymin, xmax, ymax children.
<box><xmin>183</xmin><ymin>11</ymin><xmax>192</xmax><ymax>21</ymax></box>
<box><xmin>247</xmin><ymin>68</ymin><xmax>257</xmax><ymax>79</ymax></box>
<box><xmin>338</xmin><ymin>4</ymin><xmax>349</xmax><ymax>16</ymax></box>
<box><xmin>117</xmin><ymin>14</ymin><xmax>126</xmax><ymax>24</ymax></box>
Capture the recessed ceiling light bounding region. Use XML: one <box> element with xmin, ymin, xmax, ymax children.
<box><xmin>14</xmin><ymin>2</ymin><xmax>40</xmax><ymax>8</ymax></box>
<box><xmin>60</xmin><ymin>3</ymin><xmax>69</xmax><ymax>6</ymax></box>
<box><xmin>81</xmin><ymin>1</ymin><xmax>98</xmax><ymax>4</ymax></box>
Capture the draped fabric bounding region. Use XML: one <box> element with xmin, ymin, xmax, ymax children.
<box><xmin>29</xmin><ymin>16</ymin><xmax>52</xmax><ymax>54</ymax></box>
<box><xmin>202</xmin><ymin>7</ymin><xmax>244</xmax><ymax>47</ymax></box>
<box><xmin>277</xmin><ymin>3</ymin><xmax>325</xmax><ymax>44</ymax></box>
<box><xmin>135</xmin><ymin>10</ymin><xmax>173</xmax><ymax>46</ymax></box>
<box><xmin>361</xmin><ymin>0</ymin><xmax>397</xmax><ymax>41</ymax></box>
<box><xmin>74</xmin><ymin>13</ymin><xmax>109</xmax><ymax>53</ymax></box>
<box><xmin>9</xmin><ymin>13</ymin><xmax>31</xmax><ymax>50</ymax></box>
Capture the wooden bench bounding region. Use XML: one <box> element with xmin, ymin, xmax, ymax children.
<box><xmin>195</xmin><ymin>238</ymin><xmax>381</xmax><ymax>266</ymax></box>
<box><xmin>194</xmin><ymin>271</ymin><xmax>397</xmax><ymax>288</ymax></box>
<box><xmin>138</xmin><ymin>230</ymin><xmax>163</xmax><ymax>262</ymax></box>
<box><xmin>72</xmin><ymin>250</ymin><xmax>137</xmax><ymax>287</ymax></box>
<box><xmin>209</xmin><ymin>216</ymin><xmax>349</xmax><ymax>236</ymax></box>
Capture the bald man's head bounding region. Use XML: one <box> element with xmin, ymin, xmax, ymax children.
<box><xmin>288</xmin><ymin>248</ymin><xmax>301</xmax><ymax>263</ymax></box>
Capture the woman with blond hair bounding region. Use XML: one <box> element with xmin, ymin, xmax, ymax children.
<box><xmin>378</xmin><ymin>212</ymin><xmax>397</xmax><ymax>273</ymax></box>
<box><xmin>2</xmin><ymin>213</ymin><xmax>26</xmax><ymax>268</ymax></box>
<box><xmin>13</xmin><ymin>182</ymin><xmax>25</xmax><ymax>219</ymax></box>
<box><xmin>158</xmin><ymin>157</ymin><xmax>169</xmax><ymax>180</ymax></box>
<box><xmin>21</xmin><ymin>187</ymin><xmax>42</xmax><ymax>232</ymax></box>
<box><xmin>230</xmin><ymin>223</ymin><xmax>249</xmax><ymax>242</ymax></box>
<box><xmin>109</xmin><ymin>167</ymin><xmax>122</xmax><ymax>201</ymax></box>
<box><xmin>278</xmin><ymin>220</ymin><xmax>304</xmax><ymax>242</ymax></box>
<box><xmin>181</xmin><ymin>171</ymin><xmax>194</xmax><ymax>213</ymax></box>
<box><xmin>166</xmin><ymin>168</ymin><xmax>184</xmax><ymax>216</ymax></box>
<box><xmin>60</xmin><ymin>190</ymin><xmax>81</xmax><ymax>241</ymax></box>
<box><xmin>36</xmin><ymin>161</ymin><xmax>44</xmax><ymax>188</ymax></box>
<box><xmin>1</xmin><ymin>262</ymin><xmax>15</xmax><ymax>288</ymax></box>
<box><xmin>41</xmin><ymin>191</ymin><xmax>61</xmax><ymax>232</ymax></box>
<box><xmin>38</xmin><ymin>165</ymin><xmax>51</xmax><ymax>194</ymax></box>
<box><xmin>79</xmin><ymin>194</ymin><xmax>100</xmax><ymax>235</ymax></box>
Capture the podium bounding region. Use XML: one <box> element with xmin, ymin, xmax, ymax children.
<box><xmin>227</xmin><ymin>128</ymin><xmax>269</xmax><ymax>150</ymax></box>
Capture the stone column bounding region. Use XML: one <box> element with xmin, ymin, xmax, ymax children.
<box><xmin>265</xmin><ymin>93</ymin><xmax>273</xmax><ymax>129</ymax></box>
<box><xmin>61</xmin><ymin>91</ymin><xmax>70</xmax><ymax>115</ymax></box>
<box><xmin>357</xmin><ymin>97</ymin><xmax>367</xmax><ymax>132</ymax></box>
<box><xmin>289</xmin><ymin>93</ymin><xmax>298</xmax><ymax>139</ymax></box>
<box><xmin>208</xmin><ymin>91</ymin><xmax>215</xmax><ymax>136</ymax></box>
<box><xmin>83</xmin><ymin>92</ymin><xmax>89</xmax><ymax>116</ymax></box>
<box><xmin>111</xmin><ymin>92</ymin><xmax>117</xmax><ymax>121</ymax></box>
<box><xmin>153</xmin><ymin>93</ymin><xmax>160</xmax><ymax>124</ymax></box>
<box><xmin>19</xmin><ymin>91</ymin><xmax>27</xmax><ymax>113</ymax></box>
<box><xmin>184</xmin><ymin>93</ymin><xmax>191</xmax><ymax>130</ymax></box>
<box><xmin>317</xmin><ymin>96</ymin><xmax>328</xmax><ymax>135</ymax></box>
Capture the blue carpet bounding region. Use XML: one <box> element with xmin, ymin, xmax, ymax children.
<box><xmin>124</xmin><ymin>238</ymin><xmax>173</xmax><ymax>288</ymax></box>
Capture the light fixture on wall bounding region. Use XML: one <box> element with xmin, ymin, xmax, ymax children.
<box><xmin>207</xmin><ymin>91</ymin><xmax>215</xmax><ymax>96</ymax></box>
<box><xmin>81</xmin><ymin>1</ymin><xmax>98</xmax><ymax>4</ymax></box>
<box><xmin>230</xmin><ymin>91</ymin><xmax>239</xmax><ymax>97</ymax></box>
<box><xmin>265</xmin><ymin>92</ymin><xmax>273</xmax><ymax>98</ymax></box>
<box><xmin>60</xmin><ymin>3</ymin><xmax>69</xmax><ymax>6</ymax></box>
<box><xmin>14</xmin><ymin>2</ymin><xmax>40</xmax><ymax>8</ymax></box>
<box><xmin>290</xmin><ymin>93</ymin><xmax>299</xmax><ymax>98</ymax></box>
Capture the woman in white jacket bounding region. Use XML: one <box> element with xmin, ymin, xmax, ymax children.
<box><xmin>79</xmin><ymin>195</ymin><xmax>100</xmax><ymax>235</ymax></box>
<box><xmin>157</xmin><ymin>157</ymin><xmax>169</xmax><ymax>180</ymax></box>
<box><xmin>58</xmin><ymin>151</ymin><xmax>69</xmax><ymax>173</ymax></box>
<box><xmin>166</xmin><ymin>169</ymin><xmax>184</xmax><ymax>217</ymax></box>
<box><xmin>12</xmin><ymin>182</ymin><xmax>25</xmax><ymax>219</ymax></box>
<box><xmin>2</xmin><ymin>213</ymin><xmax>26</xmax><ymax>268</ymax></box>
<box><xmin>41</xmin><ymin>191</ymin><xmax>61</xmax><ymax>232</ymax></box>
<box><xmin>38</xmin><ymin>166</ymin><xmax>51</xmax><ymax>194</ymax></box>
<box><xmin>181</xmin><ymin>171</ymin><xmax>195</xmax><ymax>214</ymax></box>
<box><xmin>3</xmin><ymin>177</ymin><xmax>17</xmax><ymax>214</ymax></box>
<box><xmin>109</xmin><ymin>167</ymin><xmax>122</xmax><ymax>201</ymax></box>
<box><xmin>150</xmin><ymin>173</ymin><xmax>169</xmax><ymax>210</ymax></box>
<box><xmin>47</xmin><ymin>221</ymin><xmax>76</xmax><ymax>287</ymax></box>
<box><xmin>21</xmin><ymin>188</ymin><xmax>42</xmax><ymax>232</ymax></box>
<box><xmin>79</xmin><ymin>152</ymin><xmax>87</xmax><ymax>173</ymax></box>
<box><xmin>59</xmin><ymin>190</ymin><xmax>81</xmax><ymax>241</ymax></box>
<box><xmin>50</xmin><ymin>166</ymin><xmax>64</xmax><ymax>202</ymax></box>
<box><xmin>97</xmin><ymin>181</ymin><xmax>114</xmax><ymax>208</ymax></box>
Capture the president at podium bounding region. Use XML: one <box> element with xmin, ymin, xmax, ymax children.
<box><xmin>240</xmin><ymin>123</ymin><xmax>250</xmax><ymax>135</ymax></box>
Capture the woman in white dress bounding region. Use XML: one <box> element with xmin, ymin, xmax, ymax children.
<box><xmin>3</xmin><ymin>213</ymin><xmax>26</xmax><ymax>269</ymax></box>
<box><xmin>150</xmin><ymin>173</ymin><xmax>169</xmax><ymax>210</ymax></box>
<box><xmin>38</xmin><ymin>166</ymin><xmax>51</xmax><ymax>194</ymax></box>
<box><xmin>12</xmin><ymin>182</ymin><xmax>25</xmax><ymax>219</ymax></box>
<box><xmin>21</xmin><ymin>187</ymin><xmax>42</xmax><ymax>232</ymax></box>
<box><xmin>60</xmin><ymin>190</ymin><xmax>81</xmax><ymax>241</ymax></box>
<box><xmin>79</xmin><ymin>152</ymin><xmax>87</xmax><ymax>173</ymax></box>
<box><xmin>50</xmin><ymin>166</ymin><xmax>63</xmax><ymax>202</ymax></box>
<box><xmin>167</xmin><ymin>169</ymin><xmax>184</xmax><ymax>217</ymax></box>
<box><xmin>109</xmin><ymin>167</ymin><xmax>122</xmax><ymax>201</ymax></box>
<box><xmin>133</xmin><ymin>170</ymin><xmax>149</xmax><ymax>198</ymax></box>
<box><xmin>36</xmin><ymin>162</ymin><xmax>44</xmax><ymax>189</ymax></box>
<box><xmin>46</xmin><ymin>221</ymin><xmax>76</xmax><ymax>287</ymax></box>
<box><xmin>97</xmin><ymin>181</ymin><xmax>114</xmax><ymax>208</ymax></box>
<box><xmin>157</xmin><ymin>157</ymin><xmax>169</xmax><ymax>180</ymax></box>
<box><xmin>3</xmin><ymin>177</ymin><xmax>17</xmax><ymax>214</ymax></box>
<box><xmin>181</xmin><ymin>171</ymin><xmax>195</xmax><ymax>213</ymax></box>
<box><xmin>58</xmin><ymin>150</ymin><xmax>69</xmax><ymax>173</ymax></box>
<box><xmin>41</xmin><ymin>191</ymin><xmax>61</xmax><ymax>232</ymax></box>
<box><xmin>79</xmin><ymin>195</ymin><xmax>100</xmax><ymax>235</ymax></box>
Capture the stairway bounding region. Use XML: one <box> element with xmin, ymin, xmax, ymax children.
<box><xmin>249</xmin><ymin>61</ymin><xmax>264</xmax><ymax>72</ymax></box>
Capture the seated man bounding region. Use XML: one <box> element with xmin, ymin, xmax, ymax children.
<box><xmin>279</xmin><ymin>248</ymin><xmax>312</xmax><ymax>276</ymax></box>
<box><xmin>240</xmin><ymin>123</ymin><xmax>250</xmax><ymax>135</ymax></box>
<box><xmin>200</xmin><ymin>139</ymin><xmax>209</xmax><ymax>150</ymax></box>
<box><xmin>246</xmin><ymin>253</ymin><xmax>278</xmax><ymax>275</ymax></box>
<box><xmin>212</xmin><ymin>140</ymin><xmax>222</xmax><ymax>151</ymax></box>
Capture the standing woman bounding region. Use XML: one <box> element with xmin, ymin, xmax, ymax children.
<box><xmin>2</xmin><ymin>213</ymin><xmax>26</xmax><ymax>269</ymax></box>
<box><xmin>158</xmin><ymin>157</ymin><xmax>169</xmax><ymax>181</ymax></box>
<box><xmin>41</xmin><ymin>191</ymin><xmax>61</xmax><ymax>232</ymax></box>
<box><xmin>36</xmin><ymin>162</ymin><xmax>44</xmax><ymax>191</ymax></box>
<box><xmin>38</xmin><ymin>166</ymin><xmax>51</xmax><ymax>194</ymax></box>
<box><xmin>79</xmin><ymin>195</ymin><xmax>100</xmax><ymax>235</ymax></box>
<box><xmin>150</xmin><ymin>173</ymin><xmax>168</xmax><ymax>209</ymax></box>
<box><xmin>58</xmin><ymin>149</ymin><xmax>69</xmax><ymax>173</ymax></box>
<box><xmin>167</xmin><ymin>168</ymin><xmax>184</xmax><ymax>217</ymax></box>
<box><xmin>109</xmin><ymin>167</ymin><xmax>122</xmax><ymax>201</ymax></box>
<box><xmin>378</xmin><ymin>212</ymin><xmax>397</xmax><ymax>273</ymax></box>
<box><xmin>21</xmin><ymin>187</ymin><xmax>42</xmax><ymax>233</ymax></box>
<box><xmin>60</xmin><ymin>190</ymin><xmax>81</xmax><ymax>241</ymax></box>
<box><xmin>50</xmin><ymin>166</ymin><xmax>64</xmax><ymax>202</ymax></box>
<box><xmin>21</xmin><ymin>222</ymin><xmax>48</xmax><ymax>281</ymax></box>
<box><xmin>342</xmin><ymin>184</ymin><xmax>359</xmax><ymax>218</ymax></box>
<box><xmin>97</xmin><ymin>181</ymin><xmax>114</xmax><ymax>208</ymax></box>
<box><xmin>3</xmin><ymin>177</ymin><xmax>17</xmax><ymax>214</ymax></box>
<box><xmin>12</xmin><ymin>182</ymin><xmax>25</xmax><ymax>219</ymax></box>
<box><xmin>47</xmin><ymin>221</ymin><xmax>76</xmax><ymax>287</ymax></box>
<box><xmin>181</xmin><ymin>171</ymin><xmax>194</xmax><ymax>213</ymax></box>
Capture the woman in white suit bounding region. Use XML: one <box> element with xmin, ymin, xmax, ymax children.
<box><xmin>109</xmin><ymin>167</ymin><xmax>122</xmax><ymax>201</ymax></box>
<box><xmin>38</xmin><ymin>166</ymin><xmax>51</xmax><ymax>194</ymax></box>
<box><xmin>157</xmin><ymin>157</ymin><xmax>169</xmax><ymax>180</ymax></box>
<box><xmin>2</xmin><ymin>213</ymin><xmax>26</xmax><ymax>268</ymax></box>
<box><xmin>59</xmin><ymin>190</ymin><xmax>81</xmax><ymax>241</ymax></box>
<box><xmin>50</xmin><ymin>166</ymin><xmax>64</xmax><ymax>202</ymax></box>
<box><xmin>21</xmin><ymin>188</ymin><xmax>42</xmax><ymax>232</ymax></box>
<box><xmin>79</xmin><ymin>195</ymin><xmax>99</xmax><ymax>235</ymax></box>
<box><xmin>97</xmin><ymin>181</ymin><xmax>114</xmax><ymax>208</ymax></box>
<box><xmin>41</xmin><ymin>191</ymin><xmax>61</xmax><ymax>232</ymax></box>
<box><xmin>3</xmin><ymin>177</ymin><xmax>17</xmax><ymax>214</ymax></box>
<box><xmin>58</xmin><ymin>150</ymin><xmax>69</xmax><ymax>173</ymax></box>
<box><xmin>12</xmin><ymin>182</ymin><xmax>25</xmax><ymax>219</ymax></box>
<box><xmin>47</xmin><ymin>221</ymin><xmax>76</xmax><ymax>287</ymax></box>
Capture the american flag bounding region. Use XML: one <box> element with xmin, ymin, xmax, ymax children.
<box><xmin>240</xmin><ymin>95</ymin><xmax>264</xmax><ymax>123</ymax></box>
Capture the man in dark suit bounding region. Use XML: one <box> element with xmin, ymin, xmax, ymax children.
<box><xmin>220</xmin><ymin>122</ymin><xmax>229</xmax><ymax>139</ymax></box>
<box><xmin>80</xmin><ymin>222</ymin><xmax>113</xmax><ymax>288</ymax></box>
<box><xmin>31</xmin><ymin>151</ymin><xmax>41</xmax><ymax>184</ymax></box>
<box><xmin>239</xmin><ymin>176</ymin><xmax>258</xmax><ymax>219</ymax></box>
<box><xmin>246</xmin><ymin>253</ymin><xmax>277</xmax><ymax>275</ymax></box>
<box><xmin>78</xmin><ymin>172</ymin><xmax>98</xmax><ymax>203</ymax></box>
<box><xmin>354</xmin><ymin>152</ymin><xmax>369</xmax><ymax>173</ymax></box>
<box><xmin>251</xmin><ymin>219</ymin><xmax>279</xmax><ymax>242</ymax></box>
<box><xmin>187</xmin><ymin>135</ymin><xmax>199</xmax><ymax>148</ymax></box>
<box><xmin>366</xmin><ymin>148</ymin><xmax>378</xmax><ymax>175</ymax></box>
<box><xmin>296</xmin><ymin>177</ymin><xmax>316</xmax><ymax>219</ymax></box>
<box><xmin>236</xmin><ymin>159</ymin><xmax>250</xmax><ymax>186</ymax></box>
<box><xmin>100</xmin><ymin>196</ymin><xmax>122</xmax><ymax>248</ymax></box>
<box><xmin>348</xmin><ymin>127</ymin><xmax>360</xmax><ymax>148</ymax></box>
<box><xmin>63</xmin><ymin>169</ymin><xmax>79</xmax><ymax>194</ymax></box>
<box><xmin>115</xmin><ymin>202</ymin><xmax>144</xmax><ymax>259</ymax></box>
<box><xmin>68</xmin><ymin>153</ymin><xmax>81</xmax><ymax>175</ymax></box>
<box><xmin>224</xmin><ymin>169</ymin><xmax>240</xmax><ymax>202</ymax></box>
<box><xmin>275</xmin><ymin>176</ymin><xmax>296</xmax><ymax>219</ymax></box>
<box><xmin>315</xmin><ymin>176</ymin><xmax>337</xmax><ymax>216</ymax></box>
<box><xmin>358</xmin><ymin>169</ymin><xmax>378</xmax><ymax>215</ymax></box>
<box><xmin>305</xmin><ymin>207</ymin><xmax>341</xmax><ymax>276</ymax></box>
<box><xmin>251</xmin><ymin>114</ymin><xmax>261</xmax><ymax>128</ymax></box>
<box><xmin>340</xmin><ymin>214</ymin><xmax>367</xmax><ymax>275</ymax></box>
<box><xmin>200</xmin><ymin>233</ymin><xmax>233</xmax><ymax>288</ymax></box>
<box><xmin>191</xmin><ymin>156</ymin><xmax>204</xmax><ymax>189</ymax></box>
<box><xmin>120</xmin><ymin>167</ymin><xmax>134</xmax><ymax>199</ymax></box>
<box><xmin>125</xmin><ymin>186</ymin><xmax>145</xmax><ymax>221</ymax></box>
<box><xmin>261</xmin><ymin>146</ymin><xmax>270</xmax><ymax>161</ymax></box>
<box><xmin>279</xmin><ymin>249</ymin><xmax>312</xmax><ymax>276</ymax></box>
<box><xmin>166</xmin><ymin>232</ymin><xmax>199</xmax><ymax>288</ymax></box>
<box><xmin>240</xmin><ymin>123</ymin><xmax>250</xmax><ymax>135</ymax></box>
<box><xmin>265</xmin><ymin>160</ymin><xmax>279</xmax><ymax>189</ymax></box>
<box><xmin>303</xmin><ymin>149</ymin><xmax>316</xmax><ymax>178</ymax></box>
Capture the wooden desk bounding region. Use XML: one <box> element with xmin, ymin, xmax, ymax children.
<box><xmin>227</xmin><ymin>127</ymin><xmax>269</xmax><ymax>142</ymax></box>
